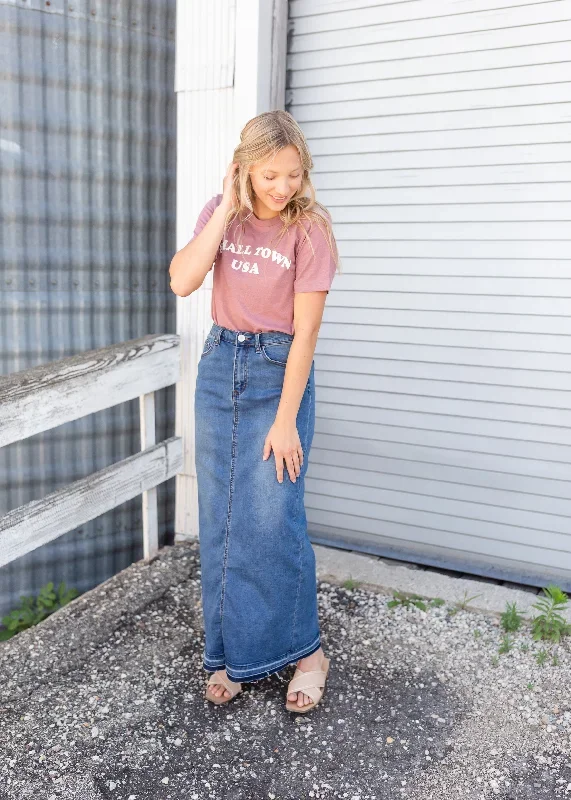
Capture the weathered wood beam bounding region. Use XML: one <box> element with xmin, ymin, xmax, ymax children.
<box><xmin>0</xmin><ymin>334</ymin><xmax>180</xmax><ymax>448</ymax></box>
<box><xmin>0</xmin><ymin>437</ymin><xmax>183</xmax><ymax>568</ymax></box>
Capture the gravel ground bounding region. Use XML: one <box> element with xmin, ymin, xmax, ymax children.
<box><xmin>1</xmin><ymin>540</ymin><xmax>570</xmax><ymax>799</ymax></box>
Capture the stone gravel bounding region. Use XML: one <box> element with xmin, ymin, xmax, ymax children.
<box><xmin>0</xmin><ymin>540</ymin><xmax>570</xmax><ymax>799</ymax></box>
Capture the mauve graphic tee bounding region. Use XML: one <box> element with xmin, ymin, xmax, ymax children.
<box><xmin>190</xmin><ymin>193</ymin><xmax>338</xmax><ymax>335</ymax></box>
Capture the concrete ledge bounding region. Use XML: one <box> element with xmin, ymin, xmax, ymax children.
<box><xmin>313</xmin><ymin>544</ymin><xmax>571</xmax><ymax>623</ymax></box>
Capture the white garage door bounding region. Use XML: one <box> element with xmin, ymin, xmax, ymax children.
<box><xmin>287</xmin><ymin>0</ymin><xmax>571</xmax><ymax>589</ymax></box>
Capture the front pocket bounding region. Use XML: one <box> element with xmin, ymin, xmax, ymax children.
<box><xmin>260</xmin><ymin>342</ymin><xmax>292</xmax><ymax>366</ymax></box>
<box><xmin>201</xmin><ymin>337</ymin><xmax>215</xmax><ymax>358</ymax></box>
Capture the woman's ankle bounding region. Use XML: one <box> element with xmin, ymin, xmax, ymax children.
<box><xmin>297</xmin><ymin>646</ymin><xmax>323</xmax><ymax>666</ymax></box>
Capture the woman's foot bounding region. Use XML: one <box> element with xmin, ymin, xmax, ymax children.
<box><xmin>287</xmin><ymin>647</ymin><xmax>325</xmax><ymax>708</ymax></box>
<box><xmin>208</xmin><ymin>669</ymin><xmax>232</xmax><ymax>699</ymax></box>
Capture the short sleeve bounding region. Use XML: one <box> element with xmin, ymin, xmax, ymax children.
<box><xmin>189</xmin><ymin>194</ymin><xmax>223</xmax><ymax>271</ymax></box>
<box><xmin>190</xmin><ymin>193</ymin><xmax>223</xmax><ymax>241</ymax></box>
<box><xmin>293</xmin><ymin>215</ymin><xmax>338</xmax><ymax>294</ymax></box>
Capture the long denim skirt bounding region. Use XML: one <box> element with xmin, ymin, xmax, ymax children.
<box><xmin>194</xmin><ymin>322</ymin><xmax>321</xmax><ymax>683</ymax></box>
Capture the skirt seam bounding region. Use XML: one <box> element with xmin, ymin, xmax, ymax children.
<box><xmin>289</xmin><ymin>377</ymin><xmax>312</xmax><ymax>656</ymax></box>
<box><xmin>220</xmin><ymin>346</ymin><xmax>240</xmax><ymax>641</ymax></box>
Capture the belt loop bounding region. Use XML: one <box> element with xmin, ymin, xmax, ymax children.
<box><xmin>254</xmin><ymin>332</ymin><xmax>261</xmax><ymax>353</ymax></box>
<box><xmin>215</xmin><ymin>325</ymin><xmax>221</xmax><ymax>344</ymax></box>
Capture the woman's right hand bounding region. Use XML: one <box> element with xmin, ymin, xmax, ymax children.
<box><xmin>221</xmin><ymin>161</ymin><xmax>239</xmax><ymax>212</ymax></box>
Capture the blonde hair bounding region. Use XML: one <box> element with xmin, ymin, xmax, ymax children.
<box><xmin>223</xmin><ymin>110</ymin><xmax>341</xmax><ymax>274</ymax></box>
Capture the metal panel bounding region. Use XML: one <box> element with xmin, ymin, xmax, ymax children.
<box><xmin>0</xmin><ymin>0</ymin><xmax>177</xmax><ymax>619</ymax></box>
<box><xmin>287</xmin><ymin>0</ymin><xmax>571</xmax><ymax>588</ymax></box>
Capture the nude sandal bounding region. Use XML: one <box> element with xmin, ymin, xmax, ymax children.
<box><xmin>285</xmin><ymin>654</ymin><xmax>331</xmax><ymax>713</ymax></box>
<box><xmin>205</xmin><ymin>669</ymin><xmax>243</xmax><ymax>704</ymax></box>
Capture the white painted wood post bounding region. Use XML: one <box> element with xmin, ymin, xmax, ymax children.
<box><xmin>173</xmin><ymin>0</ymin><xmax>288</xmax><ymax>543</ymax></box>
<box><xmin>140</xmin><ymin>391</ymin><xmax>159</xmax><ymax>561</ymax></box>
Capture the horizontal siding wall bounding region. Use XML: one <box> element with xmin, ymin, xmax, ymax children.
<box><xmin>287</xmin><ymin>0</ymin><xmax>571</xmax><ymax>588</ymax></box>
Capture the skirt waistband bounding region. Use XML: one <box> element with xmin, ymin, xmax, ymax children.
<box><xmin>209</xmin><ymin>323</ymin><xmax>294</xmax><ymax>347</ymax></box>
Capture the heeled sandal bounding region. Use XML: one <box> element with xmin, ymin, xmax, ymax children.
<box><xmin>205</xmin><ymin>669</ymin><xmax>243</xmax><ymax>705</ymax></box>
<box><xmin>285</xmin><ymin>654</ymin><xmax>330</xmax><ymax>713</ymax></box>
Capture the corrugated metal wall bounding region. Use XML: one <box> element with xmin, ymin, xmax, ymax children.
<box><xmin>287</xmin><ymin>0</ymin><xmax>571</xmax><ymax>589</ymax></box>
<box><xmin>0</xmin><ymin>0</ymin><xmax>177</xmax><ymax>618</ymax></box>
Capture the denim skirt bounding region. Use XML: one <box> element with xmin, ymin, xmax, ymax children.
<box><xmin>194</xmin><ymin>322</ymin><xmax>322</xmax><ymax>683</ymax></box>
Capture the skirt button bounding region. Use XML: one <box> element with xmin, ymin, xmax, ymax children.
<box><xmin>237</xmin><ymin>334</ymin><xmax>246</xmax><ymax>342</ymax></box>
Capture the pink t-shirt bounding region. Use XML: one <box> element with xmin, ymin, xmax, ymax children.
<box><xmin>190</xmin><ymin>193</ymin><xmax>338</xmax><ymax>335</ymax></box>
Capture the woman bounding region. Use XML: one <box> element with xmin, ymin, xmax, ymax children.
<box><xmin>169</xmin><ymin>110</ymin><xmax>340</xmax><ymax>713</ymax></box>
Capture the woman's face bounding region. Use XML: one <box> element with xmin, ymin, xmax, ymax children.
<box><xmin>249</xmin><ymin>144</ymin><xmax>303</xmax><ymax>215</ymax></box>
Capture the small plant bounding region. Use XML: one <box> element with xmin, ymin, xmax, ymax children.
<box><xmin>0</xmin><ymin>581</ymin><xmax>79</xmax><ymax>641</ymax></box>
<box><xmin>552</xmin><ymin>652</ymin><xmax>560</xmax><ymax>667</ymax></box>
<box><xmin>454</xmin><ymin>590</ymin><xmax>482</xmax><ymax>611</ymax></box>
<box><xmin>387</xmin><ymin>591</ymin><xmax>428</xmax><ymax>612</ymax></box>
<box><xmin>474</xmin><ymin>628</ymin><xmax>481</xmax><ymax>639</ymax></box>
<box><xmin>343</xmin><ymin>577</ymin><xmax>361</xmax><ymax>590</ymax></box>
<box><xmin>526</xmin><ymin>682</ymin><xmax>534</xmax><ymax>690</ymax></box>
<box><xmin>535</xmin><ymin>649</ymin><xmax>549</xmax><ymax>667</ymax></box>
<box><xmin>429</xmin><ymin>597</ymin><xmax>445</xmax><ymax>608</ymax></box>
<box><xmin>520</xmin><ymin>643</ymin><xmax>529</xmax><ymax>653</ymax></box>
<box><xmin>491</xmin><ymin>655</ymin><xmax>499</xmax><ymax>667</ymax></box>
<box><xmin>501</xmin><ymin>602</ymin><xmax>524</xmax><ymax>633</ymax></box>
<box><xmin>531</xmin><ymin>585</ymin><xmax>571</xmax><ymax>643</ymax></box>
<box><xmin>498</xmin><ymin>634</ymin><xmax>514</xmax><ymax>655</ymax></box>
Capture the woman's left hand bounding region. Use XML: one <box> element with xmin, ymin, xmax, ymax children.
<box><xmin>263</xmin><ymin>418</ymin><xmax>304</xmax><ymax>484</ymax></box>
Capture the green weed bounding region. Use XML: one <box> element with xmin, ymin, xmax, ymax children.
<box><xmin>387</xmin><ymin>591</ymin><xmax>428</xmax><ymax>611</ymax></box>
<box><xmin>531</xmin><ymin>585</ymin><xmax>571</xmax><ymax>643</ymax></box>
<box><xmin>454</xmin><ymin>590</ymin><xmax>482</xmax><ymax>611</ymax></box>
<box><xmin>501</xmin><ymin>602</ymin><xmax>524</xmax><ymax>633</ymax></box>
<box><xmin>0</xmin><ymin>581</ymin><xmax>79</xmax><ymax>641</ymax></box>
<box><xmin>498</xmin><ymin>634</ymin><xmax>514</xmax><ymax>655</ymax></box>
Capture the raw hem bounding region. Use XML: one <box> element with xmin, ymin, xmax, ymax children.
<box><xmin>202</xmin><ymin>633</ymin><xmax>322</xmax><ymax>683</ymax></box>
<box><xmin>203</xmin><ymin>657</ymin><xmax>226</xmax><ymax>671</ymax></box>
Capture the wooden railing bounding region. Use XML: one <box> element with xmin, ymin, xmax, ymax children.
<box><xmin>0</xmin><ymin>334</ymin><xmax>183</xmax><ymax>568</ymax></box>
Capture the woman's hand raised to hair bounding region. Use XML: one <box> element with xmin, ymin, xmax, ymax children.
<box><xmin>262</xmin><ymin>419</ymin><xmax>303</xmax><ymax>484</ymax></box>
<box><xmin>221</xmin><ymin>161</ymin><xmax>239</xmax><ymax>213</ymax></box>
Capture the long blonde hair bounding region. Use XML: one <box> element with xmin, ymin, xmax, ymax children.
<box><xmin>223</xmin><ymin>110</ymin><xmax>341</xmax><ymax>274</ymax></box>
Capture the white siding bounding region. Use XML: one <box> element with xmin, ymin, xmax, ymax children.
<box><xmin>287</xmin><ymin>0</ymin><xmax>571</xmax><ymax>588</ymax></box>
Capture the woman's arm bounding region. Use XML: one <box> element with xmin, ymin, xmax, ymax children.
<box><xmin>263</xmin><ymin>291</ymin><xmax>327</xmax><ymax>483</ymax></box>
<box><xmin>169</xmin><ymin>202</ymin><xmax>231</xmax><ymax>297</ymax></box>
<box><xmin>169</xmin><ymin>162</ymin><xmax>238</xmax><ymax>297</ymax></box>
